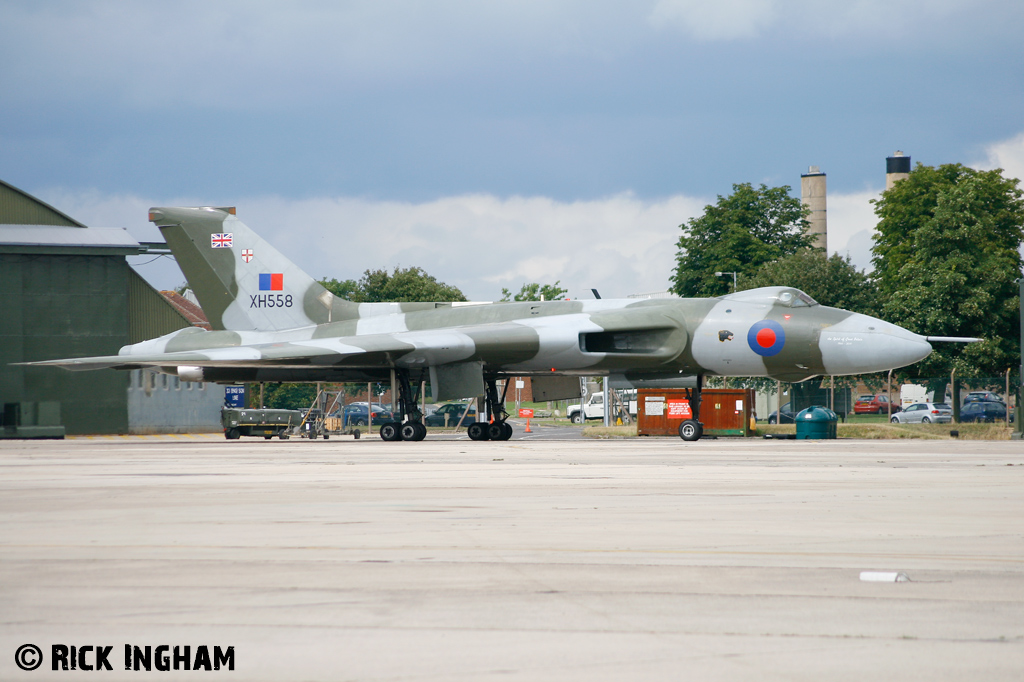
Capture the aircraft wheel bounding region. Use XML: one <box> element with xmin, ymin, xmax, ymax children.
<box><xmin>380</xmin><ymin>422</ymin><xmax>401</xmax><ymax>441</ymax></box>
<box><xmin>324</xmin><ymin>433</ymin><xmax>330</xmax><ymax>440</ymax></box>
<box><xmin>467</xmin><ymin>422</ymin><xmax>489</xmax><ymax>441</ymax></box>
<box><xmin>400</xmin><ymin>422</ymin><xmax>420</xmax><ymax>441</ymax></box>
<box><xmin>487</xmin><ymin>422</ymin><xmax>505</xmax><ymax>440</ymax></box>
<box><xmin>678</xmin><ymin>419</ymin><xmax>703</xmax><ymax>442</ymax></box>
<box><xmin>413</xmin><ymin>422</ymin><xmax>428</xmax><ymax>441</ymax></box>
<box><xmin>353</xmin><ymin>429</ymin><xmax>361</xmax><ymax>439</ymax></box>
<box><xmin>571</xmin><ymin>413</ymin><xmax>583</xmax><ymax>424</ymax></box>
<box><xmin>501</xmin><ymin>422</ymin><xmax>513</xmax><ymax>440</ymax></box>
<box><xmin>922</xmin><ymin>416</ymin><xmax>931</xmax><ymax>423</ymax></box>
<box><xmin>225</xmin><ymin>428</ymin><xmax>240</xmax><ymax>440</ymax></box>
<box><xmin>890</xmin><ymin>416</ymin><xmax>900</xmax><ymax>423</ymax></box>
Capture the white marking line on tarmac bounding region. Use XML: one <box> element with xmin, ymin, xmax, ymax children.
<box><xmin>861</xmin><ymin>571</ymin><xmax>912</xmax><ymax>582</ymax></box>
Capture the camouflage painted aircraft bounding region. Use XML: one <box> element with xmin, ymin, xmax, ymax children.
<box><xmin>32</xmin><ymin>206</ymin><xmax>968</xmax><ymax>441</ymax></box>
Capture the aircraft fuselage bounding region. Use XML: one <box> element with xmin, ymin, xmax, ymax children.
<box><xmin>117</xmin><ymin>288</ymin><xmax>931</xmax><ymax>385</ymax></box>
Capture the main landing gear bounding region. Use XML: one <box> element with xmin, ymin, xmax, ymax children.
<box><xmin>380</xmin><ymin>369</ymin><xmax>427</xmax><ymax>442</ymax></box>
<box><xmin>467</xmin><ymin>376</ymin><xmax>513</xmax><ymax>441</ymax></box>
<box><xmin>677</xmin><ymin>376</ymin><xmax>704</xmax><ymax>442</ymax></box>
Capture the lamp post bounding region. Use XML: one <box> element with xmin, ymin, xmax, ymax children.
<box><xmin>1015</xmin><ymin>277</ymin><xmax>1024</xmax><ymax>438</ymax></box>
<box><xmin>715</xmin><ymin>271</ymin><xmax>738</xmax><ymax>292</ymax></box>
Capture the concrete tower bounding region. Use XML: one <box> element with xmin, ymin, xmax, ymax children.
<box><xmin>800</xmin><ymin>166</ymin><xmax>827</xmax><ymax>251</ymax></box>
<box><xmin>886</xmin><ymin>151</ymin><xmax>911</xmax><ymax>190</ymax></box>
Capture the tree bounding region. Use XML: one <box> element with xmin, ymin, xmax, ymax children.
<box><xmin>319</xmin><ymin>277</ymin><xmax>360</xmax><ymax>301</ymax></box>
<box><xmin>318</xmin><ymin>267</ymin><xmax>466</xmax><ymax>303</ymax></box>
<box><xmin>740</xmin><ymin>250</ymin><xmax>879</xmax><ymax>315</ymax></box>
<box><xmin>258</xmin><ymin>383</ymin><xmax>318</xmax><ymax>410</ymax></box>
<box><xmin>500</xmin><ymin>281</ymin><xmax>568</xmax><ymax>302</ymax></box>
<box><xmin>872</xmin><ymin>163</ymin><xmax>1024</xmax><ymax>377</ymax></box>
<box><xmin>671</xmin><ymin>183</ymin><xmax>815</xmax><ymax>297</ymax></box>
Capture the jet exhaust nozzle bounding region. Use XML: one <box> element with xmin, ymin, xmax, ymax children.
<box><xmin>177</xmin><ymin>365</ymin><xmax>205</xmax><ymax>382</ymax></box>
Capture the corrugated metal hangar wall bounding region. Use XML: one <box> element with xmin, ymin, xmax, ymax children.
<box><xmin>0</xmin><ymin>179</ymin><xmax>223</xmax><ymax>435</ymax></box>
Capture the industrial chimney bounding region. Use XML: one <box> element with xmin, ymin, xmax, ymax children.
<box><xmin>886</xmin><ymin>151</ymin><xmax>911</xmax><ymax>190</ymax></box>
<box><xmin>800</xmin><ymin>166</ymin><xmax>827</xmax><ymax>251</ymax></box>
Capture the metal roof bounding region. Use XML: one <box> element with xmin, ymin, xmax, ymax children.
<box><xmin>0</xmin><ymin>178</ymin><xmax>85</xmax><ymax>227</ymax></box>
<box><xmin>0</xmin><ymin>224</ymin><xmax>143</xmax><ymax>255</ymax></box>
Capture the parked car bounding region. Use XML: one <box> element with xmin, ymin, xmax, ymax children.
<box><xmin>347</xmin><ymin>401</ymin><xmax>394</xmax><ymax>412</ymax></box>
<box><xmin>890</xmin><ymin>402</ymin><xmax>953</xmax><ymax>424</ymax></box>
<box><xmin>767</xmin><ymin>402</ymin><xmax>796</xmax><ymax>424</ymax></box>
<box><xmin>423</xmin><ymin>403</ymin><xmax>477</xmax><ymax>427</ymax></box>
<box><xmin>854</xmin><ymin>394</ymin><xmax>899</xmax><ymax>414</ymax></box>
<box><xmin>339</xmin><ymin>403</ymin><xmax>394</xmax><ymax>426</ymax></box>
<box><xmin>962</xmin><ymin>391</ymin><xmax>1004</xmax><ymax>405</ymax></box>
<box><xmin>960</xmin><ymin>401</ymin><xmax>1013</xmax><ymax>423</ymax></box>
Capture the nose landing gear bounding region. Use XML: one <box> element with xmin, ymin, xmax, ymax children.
<box><xmin>677</xmin><ymin>376</ymin><xmax>705</xmax><ymax>442</ymax></box>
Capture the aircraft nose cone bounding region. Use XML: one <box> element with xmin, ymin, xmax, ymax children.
<box><xmin>819</xmin><ymin>314</ymin><xmax>932</xmax><ymax>375</ymax></box>
<box><xmin>882</xmin><ymin>333</ymin><xmax>933</xmax><ymax>368</ymax></box>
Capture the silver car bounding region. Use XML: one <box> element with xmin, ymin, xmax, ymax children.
<box><xmin>890</xmin><ymin>402</ymin><xmax>953</xmax><ymax>424</ymax></box>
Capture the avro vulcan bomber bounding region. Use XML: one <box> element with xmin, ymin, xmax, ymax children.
<box><xmin>31</xmin><ymin>206</ymin><xmax>966</xmax><ymax>441</ymax></box>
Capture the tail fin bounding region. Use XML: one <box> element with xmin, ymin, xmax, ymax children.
<box><xmin>149</xmin><ymin>206</ymin><xmax>357</xmax><ymax>331</ymax></box>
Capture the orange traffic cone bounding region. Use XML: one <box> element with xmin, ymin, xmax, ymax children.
<box><xmin>525</xmin><ymin>418</ymin><xmax>532</xmax><ymax>433</ymax></box>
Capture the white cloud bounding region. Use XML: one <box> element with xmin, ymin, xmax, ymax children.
<box><xmin>649</xmin><ymin>0</ymin><xmax>776</xmax><ymax>41</ymax></box>
<box><xmin>40</xmin><ymin>185</ymin><xmax>888</xmax><ymax>299</ymax></box>
<box><xmin>648</xmin><ymin>0</ymin><xmax>982</xmax><ymax>41</ymax></box>
<box><xmin>825</xmin><ymin>190</ymin><xmax>881</xmax><ymax>272</ymax></box>
<box><xmin>40</xmin><ymin>189</ymin><xmax>707</xmax><ymax>301</ymax></box>
<box><xmin>244</xmin><ymin>193</ymin><xmax>707</xmax><ymax>300</ymax></box>
<box><xmin>979</xmin><ymin>131</ymin><xmax>1024</xmax><ymax>185</ymax></box>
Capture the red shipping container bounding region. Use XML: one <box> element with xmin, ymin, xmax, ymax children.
<box><xmin>637</xmin><ymin>388</ymin><xmax>754</xmax><ymax>437</ymax></box>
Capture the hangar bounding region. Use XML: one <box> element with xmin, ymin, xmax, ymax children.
<box><xmin>0</xmin><ymin>179</ymin><xmax>224</xmax><ymax>436</ymax></box>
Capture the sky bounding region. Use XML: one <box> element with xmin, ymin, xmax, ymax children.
<box><xmin>2</xmin><ymin>0</ymin><xmax>1023</xmax><ymax>300</ymax></box>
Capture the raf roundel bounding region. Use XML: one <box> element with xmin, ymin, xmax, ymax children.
<box><xmin>747</xmin><ymin>319</ymin><xmax>786</xmax><ymax>357</ymax></box>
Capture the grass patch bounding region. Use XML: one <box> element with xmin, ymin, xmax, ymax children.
<box><xmin>757</xmin><ymin>422</ymin><xmax>1012</xmax><ymax>440</ymax></box>
<box><xmin>583</xmin><ymin>425</ymin><xmax>638</xmax><ymax>439</ymax></box>
<box><xmin>842</xmin><ymin>413</ymin><xmax>898</xmax><ymax>424</ymax></box>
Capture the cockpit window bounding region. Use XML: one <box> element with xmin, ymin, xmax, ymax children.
<box><xmin>719</xmin><ymin>286</ymin><xmax>819</xmax><ymax>307</ymax></box>
<box><xmin>777</xmin><ymin>290</ymin><xmax>818</xmax><ymax>307</ymax></box>
<box><xmin>796</xmin><ymin>291</ymin><xmax>818</xmax><ymax>307</ymax></box>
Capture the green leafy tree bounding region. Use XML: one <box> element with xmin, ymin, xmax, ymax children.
<box><xmin>671</xmin><ymin>183</ymin><xmax>815</xmax><ymax>297</ymax></box>
<box><xmin>740</xmin><ymin>250</ymin><xmax>879</xmax><ymax>315</ymax></box>
<box><xmin>258</xmin><ymin>383</ymin><xmax>318</xmax><ymax>410</ymax></box>
<box><xmin>318</xmin><ymin>267</ymin><xmax>466</xmax><ymax>302</ymax></box>
<box><xmin>872</xmin><ymin>163</ymin><xmax>1024</xmax><ymax>377</ymax></box>
<box><xmin>500</xmin><ymin>281</ymin><xmax>568</xmax><ymax>301</ymax></box>
<box><xmin>319</xmin><ymin>277</ymin><xmax>360</xmax><ymax>301</ymax></box>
